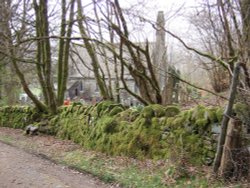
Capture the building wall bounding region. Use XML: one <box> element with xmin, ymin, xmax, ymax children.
<box><xmin>67</xmin><ymin>77</ymin><xmax>137</xmax><ymax>105</ymax></box>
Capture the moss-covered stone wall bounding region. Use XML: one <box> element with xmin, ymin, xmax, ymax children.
<box><xmin>0</xmin><ymin>106</ymin><xmax>41</xmax><ymax>129</ymax></box>
<box><xmin>0</xmin><ymin>102</ymin><xmax>223</xmax><ymax>165</ymax></box>
<box><xmin>51</xmin><ymin>102</ymin><xmax>223</xmax><ymax>164</ymax></box>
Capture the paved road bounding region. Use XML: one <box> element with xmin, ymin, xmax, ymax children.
<box><xmin>0</xmin><ymin>141</ymin><xmax>108</xmax><ymax>188</ymax></box>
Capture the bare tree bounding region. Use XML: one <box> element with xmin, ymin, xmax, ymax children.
<box><xmin>76</xmin><ymin>0</ymin><xmax>112</xmax><ymax>100</ymax></box>
<box><xmin>0</xmin><ymin>0</ymin><xmax>77</xmax><ymax>113</ymax></box>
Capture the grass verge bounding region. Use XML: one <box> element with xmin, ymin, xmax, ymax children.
<box><xmin>0</xmin><ymin>130</ymin><xmax>224</xmax><ymax>188</ymax></box>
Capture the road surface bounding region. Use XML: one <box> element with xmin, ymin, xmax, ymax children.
<box><xmin>0</xmin><ymin>141</ymin><xmax>109</xmax><ymax>188</ymax></box>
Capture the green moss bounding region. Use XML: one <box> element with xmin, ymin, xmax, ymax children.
<box><xmin>98</xmin><ymin>116</ymin><xmax>118</xmax><ymax>134</ymax></box>
<box><xmin>191</xmin><ymin>105</ymin><xmax>205</xmax><ymax>121</ymax></box>
<box><xmin>165</xmin><ymin>117</ymin><xmax>175</xmax><ymax>127</ymax></box>
<box><xmin>204</xmin><ymin>108</ymin><xmax>218</xmax><ymax>123</ymax></box>
<box><xmin>129</xmin><ymin>110</ymin><xmax>140</xmax><ymax>122</ymax></box>
<box><xmin>0</xmin><ymin>106</ymin><xmax>43</xmax><ymax>129</ymax></box>
<box><xmin>118</xmin><ymin>109</ymin><xmax>132</xmax><ymax>122</ymax></box>
<box><xmin>215</xmin><ymin>108</ymin><xmax>224</xmax><ymax>122</ymax></box>
<box><xmin>195</xmin><ymin>118</ymin><xmax>208</xmax><ymax>127</ymax></box>
<box><xmin>152</xmin><ymin>117</ymin><xmax>160</xmax><ymax>128</ymax></box>
<box><xmin>165</xmin><ymin>105</ymin><xmax>180</xmax><ymax>117</ymax></box>
<box><xmin>171</xmin><ymin>116</ymin><xmax>188</xmax><ymax>128</ymax></box>
<box><xmin>141</xmin><ymin>106</ymin><xmax>154</xmax><ymax>118</ymax></box>
<box><xmin>150</xmin><ymin>104</ymin><xmax>166</xmax><ymax>117</ymax></box>
<box><xmin>0</xmin><ymin>102</ymin><xmax>221</xmax><ymax>166</ymax></box>
<box><xmin>234</xmin><ymin>102</ymin><xmax>250</xmax><ymax>124</ymax></box>
<box><xmin>96</xmin><ymin>101</ymin><xmax>115</xmax><ymax>116</ymax></box>
<box><xmin>109</xmin><ymin>106</ymin><xmax>124</xmax><ymax>116</ymax></box>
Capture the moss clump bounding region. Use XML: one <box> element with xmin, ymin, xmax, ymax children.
<box><xmin>0</xmin><ymin>106</ymin><xmax>44</xmax><ymax>129</ymax></box>
<box><xmin>161</xmin><ymin>105</ymin><xmax>223</xmax><ymax>164</ymax></box>
<box><xmin>165</xmin><ymin>105</ymin><xmax>180</xmax><ymax>117</ymax></box>
<box><xmin>96</xmin><ymin>101</ymin><xmax>122</xmax><ymax>117</ymax></box>
<box><xmin>141</xmin><ymin>106</ymin><xmax>154</xmax><ymax>118</ymax></box>
<box><xmin>215</xmin><ymin>108</ymin><xmax>224</xmax><ymax>122</ymax></box>
<box><xmin>195</xmin><ymin>118</ymin><xmax>208</xmax><ymax>127</ymax></box>
<box><xmin>141</xmin><ymin>104</ymin><xmax>180</xmax><ymax>119</ymax></box>
<box><xmin>150</xmin><ymin>104</ymin><xmax>166</xmax><ymax>117</ymax></box>
<box><xmin>109</xmin><ymin>106</ymin><xmax>124</xmax><ymax>116</ymax></box>
<box><xmin>98</xmin><ymin>116</ymin><xmax>119</xmax><ymax>134</ymax></box>
<box><xmin>234</xmin><ymin>102</ymin><xmax>250</xmax><ymax>125</ymax></box>
<box><xmin>117</xmin><ymin>109</ymin><xmax>133</xmax><ymax>122</ymax></box>
<box><xmin>191</xmin><ymin>105</ymin><xmax>205</xmax><ymax>121</ymax></box>
<box><xmin>204</xmin><ymin>108</ymin><xmax>218</xmax><ymax>122</ymax></box>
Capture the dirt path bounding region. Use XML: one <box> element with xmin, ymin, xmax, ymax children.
<box><xmin>0</xmin><ymin>141</ymin><xmax>109</xmax><ymax>188</ymax></box>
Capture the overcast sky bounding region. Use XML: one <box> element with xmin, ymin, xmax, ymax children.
<box><xmin>115</xmin><ymin>0</ymin><xmax>200</xmax><ymax>41</ymax></box>
<box><xmin>77</xmin><ymin>0</ymin><xmax>206</xmax><ymax>82</ymax></box>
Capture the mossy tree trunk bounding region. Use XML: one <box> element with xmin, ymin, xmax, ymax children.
<box><xmin>240</xmin><ymin>0</ymin><xmax>250</xmax><ymax>67</ymax></box>
<box><xmin>2</xmin><ymin>0</ymin><xmax>47</xmax><ymax>112</ymax></box>
<box><xmin>57</xmin><ymin>0</ymin><xmax>76</xmax><ymax>105</ymax></box>
<box><xmin>106</xmin><ymin>2</ymin><xmax>120</xmax><ymax>103</ymax></box>
<box><xmin>33</xmin><ymin>0</ymin><xmax>49</xmax><ymax>106</ymax></box>
<box><xmin>77</xmin><ymin>0</ymin><xmax>111</xmax><ymax>101</ymax></box>
<box><xmin>33</xmin><ymin>0</ymin><xmax>57</xmax><ymax>113</ymax></box>
<box><xmin>0</xmin><ymin>65</ymin><xmax>2</xmax><ymax>101</ymax></box>
<box><xmin>0</xmin><ymin>60</ymin><xmax>7</xmax><ymax>104</ymax></box>
<box><xmin>57</xmin><ymin>0</ymin><xmax>67</xmax><ymax>105</ymax></box>
<box><xmin>162</xmin><ymin>75</ymin><xmax>174</xmax><ymax>105</ymax></box>
<box><xmin>33</xmin><ymin>0</ymin><xmax>76</xmax><ymax>112</ymax></box>
<box><xmin>1</xmin><ymin>0</ymin><xmax>76</xmax><ymax>113</ymax></box>
<box><xmin>239</xmin><ymin>0</ymin><xmax>250</xmax><ymax>89</ymax></box>
<box><xmin>4</xmin><ymin>71</ymin><xmax>18</xmax><ymax>105</ymax></box>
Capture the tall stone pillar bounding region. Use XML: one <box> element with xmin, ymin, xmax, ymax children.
<box><xmin>153</xmin><ymin>11</ymin><xmax>167</xmax><ymax>91</ymax></box>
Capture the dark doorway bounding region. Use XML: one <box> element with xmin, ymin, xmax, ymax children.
<box><xmin>75</xmin><ymin>88</ymin><xmax>78</xmax><ymax>96</ymax></box>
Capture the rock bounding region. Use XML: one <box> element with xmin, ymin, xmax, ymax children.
<box><xmin>25</xmin><ymin>125</ymin><xmax>39</xmax><ymax>135</ymax></box>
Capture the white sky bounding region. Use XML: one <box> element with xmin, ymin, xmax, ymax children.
<box><xmin>78</xmin><ymin>0</ymin><xmax>200</xmax><ymax>40</ymax></box>
<box><xmin>48</xmin><ymin>0</ymin><xmax>200</xmax><ymax>39</ymax></box>
<box><xmin>116</xmin><ymin>0</ymin><xmax>201</xmax><ymax>42</ymax></box>
<box><xmin>76</xmin><ymin>0</ymin><xmax>205</xmax><ymax>77</ymax></box>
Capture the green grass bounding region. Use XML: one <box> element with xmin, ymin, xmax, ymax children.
<box><xmin>61</xmin><ymin>150</ymin><xmax>223</xmax><ymax>188</ymax></box>
<box><xmin>63</xmin><ymin>150</ymin><xmax>116</xmax><ymax>183</ymax></box>
<box><xmin>0</xmin><ymin>135</ymin><xmax>14</xmax><ymax>144</ymax></box>
<box><xmin>0</xmin><ymin>131</ymin><xmax>237</xmax><ymax>188</ymax></box>
<box><xmin>62</xmin><ymin>150</ymin><xmax>165</xmax><ymax>187</ymax></box>
<box><xmin>118</xmin><ymin>166</ymin><xmax>164</xmax><ymax>188</ymax></box>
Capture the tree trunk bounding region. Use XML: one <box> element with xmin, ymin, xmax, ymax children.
<box><xmin>57</xmin><ymin>0</ymin><xmax>76</xmax><ymax>105</ymax></box>
<box><xmin>0</xmin><ymin>64</ymin><xmax>3</xmax><ymax>101</ymax></box>
<box><xmin>33</xmin><ymin>0</ymin><xmax>49</xmax><ymax>106</ymax></box>
<box><xmin>219</xmin><ymin>118</ymin><xmax>249</xmax><ymax>180</ymax></box>
<box><xmin>33</xmin><ymin>0</ymin><xmax>57</xmax><ymax>113</ymax></box>
<box><xmin>11</xmin><ymin>57</ymin><xmax>47</xmax><ymax>112</ymax></box>
<box><xmin>240</xmin><ymin>0</ymin><xmax>250</xmax><ymax>67</ymax></box>
<box><xmin>57</xmin><ymin>0</ymin><xmax>66</xmax><ymax>105</ymax></box>
<box><xmin>162</xmin><ymin>75</ymin><xmax>174</xmax><ymax>105</ymax></box>
<box><xmin>77</xmin><ymin>0</ymin><xmax>111</xmax><ymax>100</ymax></box>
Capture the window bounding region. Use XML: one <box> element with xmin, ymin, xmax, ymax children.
<box><xmin>95</xmin><ymin>83</ymin><xmax>99</xmax><ymax>92</ymax></box>
<box><xmin>80</xmin><ymin>81</ymin><xmax>83</xmax><ymax>91</ymax></box>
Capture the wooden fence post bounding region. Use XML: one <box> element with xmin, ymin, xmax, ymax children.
<box><xmin>213</xmin><ymin>63</ymin><xmax>242</xmax><ymax>174</ymax></box>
